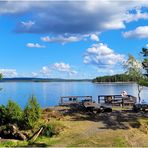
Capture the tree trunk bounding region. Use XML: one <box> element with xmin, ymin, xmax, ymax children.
<box><xmin>137</xmin><ymin>84</ymin><xmax>143</xmax><ymax>103</ymax></box>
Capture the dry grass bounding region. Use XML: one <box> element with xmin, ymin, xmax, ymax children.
<box><xmin>1</xmin><ymin>106</ymin><xmax>148</xmax><ymax>147</ymax></box>
<box><xmin>32</xmin><ymin>106</ymin><xmax>148</xmax><ymax>147</ymax></box>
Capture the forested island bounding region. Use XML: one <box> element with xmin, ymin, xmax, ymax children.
<box><xmin>92</xmin><ymin>73</ymin><xmax>137</xmax><ymax>83</ymax></box>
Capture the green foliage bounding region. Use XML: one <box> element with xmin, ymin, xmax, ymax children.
<box><xmin>141</xmin><ymin>48</ymin><xmax>148</xmax><ymax>77</ymax></box>
<box><xmin>0</xmin><ymin>96</ymin><xmax>41</xmax><ymax>130</ymax></box>
<box><xmin>0</xmin><ymin>140</ymin><xmax>28</xmax><ymax>147</ymax></box>
<box><xmin>42</xmin><ymin>124</ymin><xmax>55</xmax><ymax>137</ymax></box>
<box><xmin>0</xmin><ymin>100</ymin><xmax>22</xmax><ymax>125</ymax></box>
<box><xmin>6</xmin><ymin>100</ymin><xmax>23</xmax><ymax>125</ymax></box>
<box><xmin>113</xmin><ymin>137</ymin><xmax>128</xmax><ymax>147</ymax></box>
<box><xmin>92</xmin><ymin>73</ymin><xmax>137</xmax><ymax>83</ymax></box>
<box><xmin>0</xmin><ymin>101</ymin><xmax>22</xmax><ymax>125</ymax></box>
<box><xmin>22</xmin><ymin>95</ymin><xmax>41</xmax><ymax>129</ymax></box>
<box><xmin>0</xmin><ymin>73</ymin><xmax>2</xmax><ymax>80</ymax></box>
<box><xmin>124</xmin><ymin>54</ymin><xmax>147</xmax><ymax>102</ymax></box>
<box><xmin>0</xmin><ymin>105</ymin><xmax>7</xmax><ymax>125</ymax></box>
<box><xmin>138</xmin><ymin>78</ymin><xmax>148</xmax><ymax>87</ymax></box>
<box><xmin>124</xmin><ymin>54</ymin><xmax>142</xmax><ymax>79</ymax></box>
<box><xmin>141</xmin><ymin>48</ymin><xmax>148</xmax><ymax>57</ymax></box>
<box><xmin>41</xmin><ymin>122</ymin><xmax>65</xmax><ymax>137</ymax></box>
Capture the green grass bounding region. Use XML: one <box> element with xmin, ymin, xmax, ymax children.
<box><xmin>113</xmin><ymin>137</ymin><xmax>129</xmax><ymax>147</ymax></box>
<box><xmin>0</xmin><ymin>140</ymin><xmax>28</xmax><ymax>147</ymax></box>
<box><xmin>28</xmin><ymin>136</ymin><xmax>60</xmax><ymax>147</ymax></box>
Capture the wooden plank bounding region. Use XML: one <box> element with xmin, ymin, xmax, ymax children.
<box><xmin>60</xmin><ymin>96</ymin><xmax>93</xmax><ymax>105</ymax></box>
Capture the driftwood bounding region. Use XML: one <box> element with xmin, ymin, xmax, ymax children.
<box><xmin>27</xmin><ymin>126</ymin><xmax>44</xmax><ymax>142</ymax></box>
<box><xmin>0</xmin><ymin>124</ymin><xmax>27</xmax><ymax>140</ymax></box>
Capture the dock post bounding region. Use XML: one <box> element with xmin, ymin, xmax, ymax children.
<box><xmin>98</xmin><ymin>96</ymin><xmax>100</xmax><ymax>103</ymax></box>
<box><xmin>60</xmin><ymin>97</ymin><xmax>63</xmax><ymax>105</ymax></box>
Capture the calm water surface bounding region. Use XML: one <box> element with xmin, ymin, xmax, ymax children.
<box><xmin>0</xmin><ymin>82</ymin><xmax>147</xmax><ymax>108</ymax></box>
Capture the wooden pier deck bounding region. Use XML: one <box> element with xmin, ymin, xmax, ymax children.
<box><xmin>59</xmin><ymin>94</ymin><xmax>136</xmax><ymax>113</ymax></box>
<box><xmin>59</xmin><ymin>96</ymin><xmax>92</xmax><ymax>106</ymax></box>
<box><xmin>59</xmin><ymin>95</ymin><xmax>112</xmax><ymax>113</ymax></box>
<box><xmin>98</xmin><ymin>95</ymin><xmax>137</xmax><ymax>107</ymax></box>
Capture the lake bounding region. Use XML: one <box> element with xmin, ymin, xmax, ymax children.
<box><xmin>0</xmin><ymin>82</ymin><xmax>147</xmax><ymax>108</ymax></box>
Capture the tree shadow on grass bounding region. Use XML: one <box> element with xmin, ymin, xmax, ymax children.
<box><xmin>27</xmin><ymin>142</ymin><xmax>48</xmax><ymax>147</ymax></box>
<box><xmin>60</xmin><ymin>104</ymin><xmax>148</xmax><ymax>130</ymax></box>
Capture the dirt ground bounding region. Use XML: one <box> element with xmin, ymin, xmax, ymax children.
<box><xmin>1</xmin><ymin>105</ymin><xmax>148</xmax><ymax>147</ymax></box>
<box><xmin>40</xmin><ymin>105</ymin><xmax>148</xmax><ymax>147</ymax></box>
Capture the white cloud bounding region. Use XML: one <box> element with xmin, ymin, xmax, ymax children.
<box><xmin>53</xmin><ymin>63</ymin><xmax>71</xmax><ymax>72</ymax></box>
<box><xmin>0</xmin><ymin>69</ymin><xmax>18</xmax><ymax>78</ymax></box>
<box><xmin>40</xmin><ymin>66</ymin><xmax>51</xmax><ymax>77</ymax></box>
<box><xmin>146</xmin><ymin>44</ymin><xmax>148</xmax><ymax>48</ymax></box>
<box><xmin>84</xmin><ymin>43</ymin><xmax>125</xmax><ymax>69</ymax></box>
<box><xmin>90</xmin><ymin>34</ymin><xmax>99</xmax><ymax>41</ymax></box>
<box><xmin>125</xmin><ymin>8</ymin><xmax>148</xmax><ymax>23</ymax></box>
<box><xmin>52</xmin><ymin>62</ymin><xmax>77</xmax><ymax>75</ymax></box>
<box><xmin>41</xmin><ymin>35</ymin><xmax>82</xmax><ymax>44</ymax></box>
<box><xmin>34</xmin><ymin>63</ymin><xmax>77</xmax><ymax>78</ymax></box>
<box><xmin>41</xmin><ymin>34</ymin><xmax>101</xmax><ymax>44</ymax></box>
<box><xmin>21</xmin><ymin>20</ymin><xmax>35</xmax><ymax>28</ymax></box>
<box><xmin>123</xmin><ymin>26</ymin><xmax>148</xmax><ymax>38</ymax></box>
<box><xmin>26</xmin><ymin>43</ymin><xmax>45</xmax><ymax>48</ymax></box>
<box><xmin>31</xmin><ymin>72</ymin><xmax>38</xmax><ymax>77</ymax></box>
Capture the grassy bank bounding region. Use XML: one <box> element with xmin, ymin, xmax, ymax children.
<box><xmin>1</xmin><ymin>106</ymin><xmax>148</xmax><ymax>147</ymax></box>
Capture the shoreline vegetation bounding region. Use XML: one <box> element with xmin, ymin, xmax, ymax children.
<box><xmin>92</xmin><ymin>73</ymin><xmax>139</xmax><ymax>83</ymax></box>
<box><xmin>1</xmin><ymin>98</ymin><xmax>148</xmax><ymax>147</ymax></box>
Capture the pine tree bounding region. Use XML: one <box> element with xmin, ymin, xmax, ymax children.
<box><xmin>22</xmin><ymin>95</ymin><xmax>41</xmax><ymax>129</ymax></box>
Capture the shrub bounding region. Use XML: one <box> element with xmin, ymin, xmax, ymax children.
<box><xmin>5</xmin><ymin>100</ymin><xmax>23</xmax><ymax>125</ymax></box>
<box><xmin>22</xmin><ymin>95</ymin><xmax>41</xmax><ymax>129</ymax></box>
<box><xmin>0</xmin><ymin>105</ymin><xmax>7</xmax><ymax>125</ymax></box>
<box><xmin>43</xmin><ymin>124</ymin><xmax>54</xmax><ymax>137</ymax></box>
<box><xmin>41</xmin><ymin>121</ymin><xmax>65</xmax><ymax>137</ymax></box>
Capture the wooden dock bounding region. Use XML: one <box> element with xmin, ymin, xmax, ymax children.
<box><xmin>59</xmin><ymin>96</ymin><xmax>92</xmax><ymax>106</ymax></box>
<box><xmin>59</xmin><ymin>95</ymin><xmax>112</xmax><ymax>113</ymax></box>
<box><xmin>98</xmin><ymin>95</ymin><xmax>137</xmax><ymax>107</ymax></box>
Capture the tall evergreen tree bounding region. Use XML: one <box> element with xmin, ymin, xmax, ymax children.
<box><xmin>22</xmin><ymin>95</ymin><xmax>41</xmax><ymax>129</ymax></box>
<box><xmin>141</xmin><ymin>48</ymin><xmax>148</xmax><ymax>77</ymax></box>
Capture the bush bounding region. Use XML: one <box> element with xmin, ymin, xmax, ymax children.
<box><xmin>22</xmin><ymin>95</ymin><xmax>41</xmax><ymax>129</ymax></box>
<box><xmin>0</xmin><ymin>105</ymin><xmax>7</xmax><ymax>125</ymax></box>
<box><xmin>0</xmin><ymin>101</ymin><xmax>22</xmax><ymax>126</ymax></box>
<box><xmin>41</xmin><ymin>121</ymin><xmax>65</xmax><ymax>137</ymax></box>
<box><xmin>6</xmin><ymin>100</ymin><xmax>23</xmax><ymax>125</ymax></box>
<box><xmin>42</xmin><ymin>124</ymin><xmax>55</xmax><ymax>137</ymax></box>
<box><xmin>0</xmin><ymin>101</ymin><xmax>23</xmax><ymax>126</ymax></box>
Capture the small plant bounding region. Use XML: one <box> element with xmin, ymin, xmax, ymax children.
<box><xmin>42</xmin><ymin>124</ymin><xmax>55</xmax><ymax>137</ymax></box>
<box><xmin>41</xmin><ymin>121</ymin><xmax>65</xmax><ymax>137</ymax></box>
<box><xmin>22</xmin><ymin>95</ymin><xmax>41</xmax><ymax>129</ymax></box>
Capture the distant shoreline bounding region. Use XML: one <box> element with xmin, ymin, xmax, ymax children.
<box><xmin>0</xmin><ymin>78</ymin><xmax>137</xmax><ymax>83</ymax></box>
<box><xmin>0</xmin><ymin>78</ymin><xmax>92</xmax><ymax>82</ymax></box>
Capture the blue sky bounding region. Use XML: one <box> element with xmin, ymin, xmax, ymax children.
<box><xmin>0</xmin><ymin>0</ymin><xmax>148</xmax><ymax>78</ymax></box>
